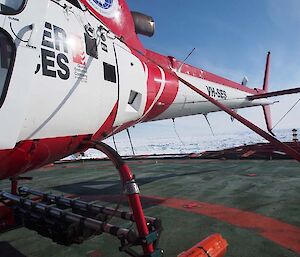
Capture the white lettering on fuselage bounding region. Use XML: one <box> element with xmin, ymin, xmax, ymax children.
<box><xmin>35</xmin><ymin>22</ymin><xmax>70</xmax><ymax>80</ymax></box>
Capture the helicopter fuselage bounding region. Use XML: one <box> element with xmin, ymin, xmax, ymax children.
<box><xmin>0</xmin><ymin>0</ymin><xmax>270</xmax><ymax>179</ymax></box>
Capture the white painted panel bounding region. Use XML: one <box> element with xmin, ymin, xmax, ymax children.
<box><xmin>153</xmin><ymin>72</ymin><xmax>271</xmax><ymax>121</ymax></box>
<box><xmin>0</xmin><ymin>15</ymin><xmax>5</xmax><ymax>27</ymax></box>
<box><xmin>18</xmin><ymin>1</ymin><xmax>118</xmax><ymax>140</ymax></box>
<box><xmin>113</xmin><ymin>43</ymin><xmax>147</xmax><ymax>126</ymax></box>
<box><xmin>0</xmin><ymin>0</ymin><xmax>48</xmax><ymax>149</ymax></box>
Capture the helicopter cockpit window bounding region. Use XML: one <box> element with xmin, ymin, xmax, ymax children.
<box><xmin>0</xmin><ymin>0</ymin><xmax>25</xmax><ymax>15</ymax></box>
<box><xmin>0</xmin><ymin>30</ymin><xmax>15</xmax><ymax>109</ymax></box>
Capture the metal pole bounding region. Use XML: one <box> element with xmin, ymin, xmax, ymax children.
<box><xmin>86</xmin><ymin>141</ymin><xmax>154</xmax><ymax>255</ymax></box>
<box><xmin>176</xmin><ymin>75</ymin><xmax>300</xmax><ymax>162</ymax></box>
<box><xmin>126</xmin><ymin>129</ymin><xmax>135</xmax><ymax>156</ymax></box>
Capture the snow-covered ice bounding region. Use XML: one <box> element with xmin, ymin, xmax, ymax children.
<box><xmin>71</xmin><ymin>128</ymin><xmax>297</xmax><ymax>159</ymax></box>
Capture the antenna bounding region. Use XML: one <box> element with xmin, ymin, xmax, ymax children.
<box><xmin>241</xmin><ymin>76</ymin><xmax>248</xmax><ymax>86</ymax></box>
<box><xmin>204</xmin><ymin>114</ymin><xmax>215</xmax><ymax>136</ymax></box>
<box><xmin>112</xmin><ymin>134</ymin><xmax>118</xmax><ymax>153</ymax></box>
<box><xmin>230</xmin><ymin>109</ymin><xmax>237</xmax><ymax>122</ymax></box>
<box><xmin>126</xmin><ymin>129</ymin><xmax>135</xmax><ymax>156</ymax></box>
<box><xmin>172</xmin><ymin>118</ymin><xmax>185</xmax><ymax>145</ymax></box>
<box><xmin>271</xmin><ymin>97</ymin><xmax>300</xmax><ymax>130</ymax></box>
<box><xmin>177</xmin><ymin>48</ymin><xmax>196</xmax><ymax>72</ymax></box>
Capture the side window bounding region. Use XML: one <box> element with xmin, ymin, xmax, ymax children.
<box><xmin>0</xmin><ymin>30</ymin><xmax>15</xmax><ymax>108</ymax></box>
<box><xmin>0</xmin><ymin>0</ymin><xmax>25</xmax><ymax>15</ymax></box>
<box><xmin>103</xmin><ymin>62</ymin><xmax>116</xmax><ymax>83</ymax></box>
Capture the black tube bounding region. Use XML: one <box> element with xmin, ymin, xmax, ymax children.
<box><xmin>0</xmin><ymin>191</ymin><xmax>137</xmax><ymax>243</ymax></box>
<box><xmin>19</xmin><ymin>187</ymin><xmax>157</xmax><ymax>224</ymax></box>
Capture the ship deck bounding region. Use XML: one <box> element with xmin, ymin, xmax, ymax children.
<box><xmin>0</xmin><ymin>159</ymin><xmax>300</xmax><ymax>257</ymax></box>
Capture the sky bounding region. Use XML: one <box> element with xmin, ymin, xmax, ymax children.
<box><xmin>122</xmin><ymin>0</ymin><xmax>300</xmax><ymax>139</ymax></box>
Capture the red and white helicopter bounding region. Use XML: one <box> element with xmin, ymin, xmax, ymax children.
<box><xmin>0</xmin><ymin>0</ymin><xmax>299</xmax><ymax>256</ymax></box>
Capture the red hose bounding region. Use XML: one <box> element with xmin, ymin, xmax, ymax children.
<box><xmin>86</xmin><ymin>141</ymin><xmax>154</xmax><ymax>255</ymax></box>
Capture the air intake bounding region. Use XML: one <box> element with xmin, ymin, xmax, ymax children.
<box><xmin>131</xmin><ymin>11</ymin><xmax>155</xmax><ymax>37</ymax></box>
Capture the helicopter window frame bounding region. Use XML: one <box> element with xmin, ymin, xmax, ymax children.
<box><xmin>0</xmin><ymin>0</ymin><xmax>27</xmax><ymax>15</ymax></box>
<box><xmin>65</xmin><ymin>0</ymin><xmax>82</xmax><ymax>9</ymax></box>
<box><xmin>103</xmin><ymin>62</ymin><xmax>117</xmax><ymax>83</ymax></box>
<box><xmin>0</xmin><ymin>29</ymin><xmax>16</xmax><ymax>109</ymax></box>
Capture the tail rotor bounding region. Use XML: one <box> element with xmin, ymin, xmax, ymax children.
<box><xmin>262</xmin><ymin>52</ymin><xmax>275</xmax><ymax>135</ymax></box>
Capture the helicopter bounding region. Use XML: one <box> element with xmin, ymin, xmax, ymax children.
<box><xmin>0</xmin><ymin>0</ymin><xmax>300</xmax><ymax>256</ymax></box>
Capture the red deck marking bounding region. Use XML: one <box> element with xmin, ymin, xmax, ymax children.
<box><xmin>246</xmin><ymin>173</ymin><xmax>257</xmax><ymax>177</ymax></box>
<box><xmin>76</xmin><ymin>194</ymin><xmax>300</xmax><ymax>254</ymax></box>
<box><xmin>87</xmin><ymin>250</ymin><xmax>102</xmax><ymax>257</ymax></box>
<box><xmin>142</xmin><ymin>196</ymin><xmax>300</xmax><ymax>254</ymax></box>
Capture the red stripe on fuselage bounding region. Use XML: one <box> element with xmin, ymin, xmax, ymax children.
<box><xmin>142</xmin><ymin>63</ymin><xmax>162</xmax><ymax>115</ymax></box>
<box><xmin>145</xmin><ymin>50</ymin><xmax>258</xmax><ymax>95</ymax></box>
<box><xmin>79</xmin><ymin>0</ymin><xmax>144</xmax><ymax>52</ymax></box>
<box><xmin>0</xmin><ymin>101</ymin><xmax>120</xmax><ymax>179</ymax></box>
<box><xmin>92</xmin><ymin>102</ymin><xmax>118</xmax><ymax>141</ymax></box>
<box><xmin>0</xmin><ymin>135</ymin><xmax>91</xmax><ymax>180</ymax></box>
<box><xmin>141</xmin><ymin>63</ymin><xmax>179</xmax><ymax>122</ymax></box>
<box><xmin>110</xmin><ymin>121</ymin><xmax>136</xmax><ymax>136</ymax></box>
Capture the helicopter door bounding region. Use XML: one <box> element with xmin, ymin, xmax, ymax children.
<box><xmin>113</xmin><ymin>43</ymin><xmax>147</xmax><ymax>126</ymax></box>
<box><xmin>0</xmin><ymin>0</ymin><xmax>28</xmax><ymax>38</ymax></box>
<box><xmin>0</xmin><ymin>1</ymin><xmax>48</xmax><ymax>149</ymax></box>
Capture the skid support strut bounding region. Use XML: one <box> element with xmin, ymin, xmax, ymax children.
<box><xmin>85</xmin><ymin>141</ymin><xmax>160</xmax><ymax>256</ymax></box>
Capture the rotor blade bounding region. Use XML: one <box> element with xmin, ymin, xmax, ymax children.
<box><xmin>176</xmin><ymin>75</ymin><xmax>300</xmax><ymax>162</ymax></box>
<box><xmin>248</xmin><ymin>87</ymin><xmax>300</xmax><ymax>100</ymax></box>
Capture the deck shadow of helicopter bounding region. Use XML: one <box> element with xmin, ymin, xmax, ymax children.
<box><xmin>0</xmin><ymin>241</ymin><xmax>28</xmax><ymax>257</ymax></box>
<box><xmin>51</xmin><ymin>168</ymin><xmax>217</xmax><ymax>209</ymax></box>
